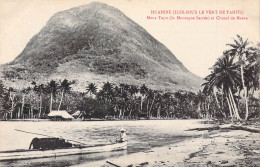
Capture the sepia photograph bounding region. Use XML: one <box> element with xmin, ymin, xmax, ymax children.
<box><xmin>0</xmin><ymin>0</ymin><xmax>259</xmax><ymax>166</ymax></box>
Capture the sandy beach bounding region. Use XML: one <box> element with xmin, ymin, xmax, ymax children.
<box><xmin>77</xmin><ymin>123</ymin><xmax>260</xmax><ymax>167</ymax></box>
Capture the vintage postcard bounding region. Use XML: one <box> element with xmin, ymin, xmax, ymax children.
<box><xmin>0</xmin><ymin>0</ymin><xmax>259</xmax><ymax>166</ymax></box>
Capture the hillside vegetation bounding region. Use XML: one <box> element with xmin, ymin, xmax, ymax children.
<box><xmin>1</xmin><ymin>2</ymin><xmax>202</xmax><ymax>92</ymax></box>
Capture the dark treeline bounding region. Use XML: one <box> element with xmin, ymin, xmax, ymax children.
<box><xmin>0</xmin><ymin>35</ymin><xmax>259</xmax><ymax>121</ymax></box>
<box><xmin>0</xmin><ymin>79</ymin><xmax>204</xmax><ymax>119</ymax></box>
<box><xmin>0</xmin><ymin>79</ymin><xmax>258</xmax><ymax>120</ymax></box>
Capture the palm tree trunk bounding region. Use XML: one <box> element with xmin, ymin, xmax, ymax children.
<box><xmin>149</xmin><ymin>94</ymin><xmax>156</xmax><ymax>118</ymax></box>
<box><xmin>146</xmin><ymin>100</ymin><xmax>149</xmax><ymax>117</ymax></box>
<box><xmin>226</xmin><ymin>96</ymin><xmax>233</xmax><ymax>118</ymax></box>
<box><xmin>240</xmin><ymin>64</ymin><xmax>249</xmax><ymax>120</ymax></box>
<box><xmin>31</xmin><ymin>107</ymin><xmax>34</xmax><ymax>118</ymax></box>
<box><xmin>128</xmin><ymin>109</ymin><xmax>132</xmax><ymax>117</ymax></box>
<box><xmin>166</xmin><ymin>105</ymin><xmax>169</xmax><ymax>118</ymax></box>
<box><xmin>10</xmin><ymin>92</ymin><xmax>14</xmax><ymax>119</ymax></box>
<box><xmin>21</xmin><ymin>94</ymin><xmax>25</xmax><ymax>119</ymax></box>
<box><xmin>228</xmin><ymin>91</ymin><xmax>237</xmax><ymax>119</ymax></box>
<box><xmin>140</xmin><ymin>97</ymin><xmax>143</xmax><ymax>113</ymax></box>
<box><xmin>30</xmin><ymin>105</ymin><xmax>32</xmax><ymax>118</ymax></box>
<box><xmin>213</xmin><ymin>89</ymin><xmax>221</xmax><ymax>109</ymax></box>
<box><xmin>221</xmin><ymin>84</ymin><xmax>224</xmax><ymax>111</ymax></box>
<box><xmin>228</xmin><ymin>88</ymin><xmax>240</xmax><ymax>120</ymax></box>
<box><xmin>157</xmin><ymin>104</ymin><xmax>161</xmax><ymax>118</ymax></box>
<box><xmin>50</xmin><ymin>91</ymin><xmax>53</xmax><ymax>112</ymax></box>
<box><xmin>38</xmin><ymin>94</ymin><xmax>42</xmax><ymax>118</ymax></box>
<box><xmin>30</xmin><ymin>95</ymin><xmax>33</xmax><ymax>118</ymax></box>
<box><xmin>11</xmin><ymin>99</ymin><xmax>14</xmax><ymax>119</ymax></box>
<box><xmin>17</xmin><ymin>107</ymin><xmax>20</xmax><ymax>119</ymax></box>
<box><xmin>119</xmin><ymin>108</ymin><xmax>122</xmax><ymax>118</ymax></box>
<box><xmin>122</xmin><ymin>107</ymin><xmax>125</xmax><ymax>118</ymax></box>
<box><xmin>58</xmin><ymin>89</ymin><xmax>64</xmax><ymax>111</ymax></box>
<box><xmin>197</xmin><ymin>102</ymin><xmax>201</xmax><ymax>112</ymax></box>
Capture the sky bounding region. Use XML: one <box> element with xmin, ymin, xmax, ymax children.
<box><xmin>0</xmin><ymin>0</ymin><xmax>259</xmax><ymax>78</ymax></box>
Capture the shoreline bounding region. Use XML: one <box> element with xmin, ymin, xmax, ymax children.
<box><xmin>1</xmin><ymin>119</ymin><xmax>259</xmax><ymax>166</ymax></box>
<box><xmin>75</xmin><ymin>123</ymin><xmax>260</xmax><ymax>167</ymax></box>
<box><xmin>82</xmin><ymin>137</ymin><xmax>213</xmax><ymax>167</ymax></box>
<box><xmin>0</xmin><ymin>118</ymin><xmax>209</xmax><ymax>122</ymax></box>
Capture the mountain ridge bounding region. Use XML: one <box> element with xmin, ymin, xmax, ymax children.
<box><xmin>1</xmin><ymin>2</ymin><xmax>202</xmax><ymax>92</ymax></box>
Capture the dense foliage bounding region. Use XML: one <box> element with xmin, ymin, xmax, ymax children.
<box><xmin>0</xmin><ymin>79</ymin><xmax>202</xmax><ymax>119</ymax></box>
<box><xmin>202</xmin><ymin>35</ymin><xmax>259</xmax><ymax>120</ymax></box>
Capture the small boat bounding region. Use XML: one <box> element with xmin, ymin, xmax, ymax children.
<box><xmin>0</xmin><ymin>141</ymin><xmax>127</xmax><ymax>161</ymax></box>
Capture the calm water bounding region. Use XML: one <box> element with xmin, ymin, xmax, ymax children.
<box><xmin>0</xmin><ymin>120</ymin><xmax>209</xmax><ymax>166</ymax></box>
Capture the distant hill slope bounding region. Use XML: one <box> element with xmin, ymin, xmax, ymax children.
<box><xmin>1</xmin><ymin>2</ymin><xmax>202</xmax><ymax>92</ymax></box>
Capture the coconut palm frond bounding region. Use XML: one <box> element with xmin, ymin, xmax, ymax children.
<box><xmin>237</xmin><ymin>35</ymin><xmax>243</xmax><ymax>44</ymax></box>
<box><xmin>233</xmin><ymin>39</ymin><xmax>241</xmax><ymax>46</ymax></box>
<box><xmin>226</xmin><ymin>43</ymin><xmax>239</xmax><ymax>49</ymax></box>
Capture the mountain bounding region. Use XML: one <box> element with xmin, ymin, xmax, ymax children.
<box><xmin>0</xmin><ymin>2</ymin><xmax>202</xmax><ymax>92</ymax></box>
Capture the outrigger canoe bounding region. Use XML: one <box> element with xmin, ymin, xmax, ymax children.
<box><xmin>0</xmin><ymin>141</ymin><xmax>127</xmax><ymax>161</ymax></box>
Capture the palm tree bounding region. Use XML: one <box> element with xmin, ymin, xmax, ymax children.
<box><xmin>86</xmin><ymin>83</ymin><xmax>97</xmax><ymax>96</ymax></box>
<box><xmin>139</xmin><ymin>84</ymin><xmax>148</xmax><ymax>114</ymax></box>
<box><xmin>25</xmin><ymin>86</ymin><xmax>35</xmax><ymax>118</ymax></box>
<box><xmin>58</xmin><ymin>79</ymin><xmax>73</xmax><ymax>111</ymax></box>
<box><xmin>0</xmin><ymin>81</ymin><xmax>9</xmax><ymax>119</ymax></box>
<box><xmin>129</xmin><ymin>85</ymin><xmax>139</xmax><ymax>96</ymax></box>
<box><xmin>46</xmin><ymin>80</ymin><xmax>58</xmax><ymax>112</ymax></box>
<box><xmin>162</xmin><ymin>93</ymin><xmax>171</xmax><ymax>118</ymax></box>
<box><xmin>20</xmin><ymin>88</ymin><xmax>31</xmax><ymax>119</ymax></box>
<box><xmin>225</xmin><ymin>35</ymin><xmax>256</xmax><ymax>120</ymax></box>
<box><xmin>203</xmin><ymin>55</ymin><xmax>242</xmax><ymax>120</ymax></box>
<box><xmin>196</xmin><ymin>90</ymin><xmax>207</xmax><ymax>118</ymax></box>
<box><xmin>155</xmin><ymin>93</ymin><xmax>162</xmax><ymax>118</ymax></box>
<box><xmin>244</xmin><ymin>47</ymin><xmax>259</xmax><ymax>95</ymax></box>
<box><xmin>101</xmin><ymin>82</ymin><xmax>114</xmax><ymax>103</ymax></box>
<box><xmin>147</xmin><ymin>89</ymin><xmax>156</xmax><ymax>118</ymax></box>
<box><xmin>185</xmin><ymin>92</ymin><xmax>197</xmax><ymax>118</ymax></box>
<box><xmin>174</xmin><ymin>91</ymin><xmax>185</xmax><ymax>117</ymax></box>
<box><xmin>128</xmin><ymin>85</ymin><xmax>139</xmax><ymax>117</ymax></box>
<box><xmin>32</xmin><ymin>82</ymin><xmax>45</xmax><ymax>118</ymax></box>
<box><xmin>117</xmin><ymin>83</ymin><xmax>130</xmax><ymax>118</ymax></box>
<box><xmin>8</xmin><ymin>87</ymin><xmax>16</xmax><ymax>119</ymax></box>
<box><xmin>113</xmin><ymin>85</ymin><xmax>122</xmax><ymax>117</ymax></box>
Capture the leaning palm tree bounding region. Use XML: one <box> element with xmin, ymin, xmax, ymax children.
<box><xmin>203</xmin><ymin>55</ymin><xmax>242</xmax><ymax>120</ymax></box>
<box><xmin>225</xmin><ymin>35</ymin><xmax>256</xmax><ymax>120</ymax></box>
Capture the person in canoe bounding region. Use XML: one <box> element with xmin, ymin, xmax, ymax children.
<box><xmin>110</xmin><ymin>128</ymin><xmax>127</xmax><ymax>143</ymax></box>
<box><xmin>118</xmin><ymin>128</ymin><xmax>127</xmax><ymax>142</ymax></box>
